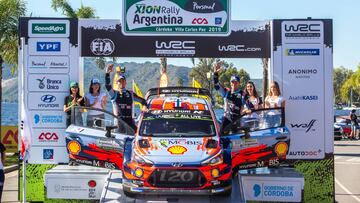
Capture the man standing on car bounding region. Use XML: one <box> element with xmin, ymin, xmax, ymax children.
<box><xmin>213</xmin><ymin>62</ymin><xmax>252</xmax><ymax>133</ymax></box>
<box><xmin>105</xmin><ymin>64</ymin><xmax>147</xmax><ymax>132</ymax></box>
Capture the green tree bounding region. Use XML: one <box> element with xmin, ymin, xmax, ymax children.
<box><xmin>334</xmin><ymin>66</ymin><xmax>353</xmax><ymax>104</ymax></box>
<box><xmin>0</xmin><ymin>0</ymin><xmax>26</xmax><ymax>133</ymax></box>
<box><xmin>177</xmin><ymin>77</ymin><xmax>184</xmax><ymax>86</ymax></box>
<box><xmin>51</xmin><ymin>0</ymin><xmax>96</xmax><ymax>18</ymax></box>
<box><xmin>340</xmin><ymin>66</ymin><xmax>360</xmax><ymax>105</ymax></box>
<box><xmin>189</xmin><ymin>58</ymin><xmax>216</xmax><ymax>89</ymax></box>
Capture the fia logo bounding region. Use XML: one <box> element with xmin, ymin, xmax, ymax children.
<box><xmin>90</xmin><ymin>38</ymin><xmax>114</xmax><ymax>56</ymax></box>
<box><xmin>37</xmin><ymin>77</ymin><xmax>46</xmax><ymax>89</ymax></box>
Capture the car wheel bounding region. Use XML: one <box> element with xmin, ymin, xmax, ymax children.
<box><xmin>124</xmin><ymin>190</ymin><xmax>137</xmax><ymax>198</ymax></box>
<box><xmin>217</xmin><ymin>188</ymin><xmax>232</xmax><ymax>197</ymax></box>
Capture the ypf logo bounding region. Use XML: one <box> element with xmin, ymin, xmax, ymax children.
<box><xmin>41</xmin><ymin>94</ymin><xmax>56</xmax><ymax>103</ymax></box>
<box><xmin>90</xmin><ymin>38</ymin><xmax>114</xmax><ymax>56</ymax></box>
<box><xmin>253</xmin><ymin>184</ymin><xmax>261</xmax><ymax>197</ymax></box>
<box><xmin>38</xmin><ymin>132</ymin><xmax>59</xmax><ymax>141</ymax></box>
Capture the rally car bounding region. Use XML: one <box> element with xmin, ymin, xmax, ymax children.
<box><xmin>65</xmin><ymin>87</ymin><xmax>290</xmax><ymax>197</ymax></box>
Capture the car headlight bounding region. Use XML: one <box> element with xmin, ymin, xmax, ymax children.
<box><xmin>132</xmin><ymin>152</ymin><xmax>153</xmax><ymax>166</ymax></box>
<box><xmin>334</xmin><ymin>124</ymin><xmax>340</xmax><ymax>128</ymax></box>
<box><xmin>201</xmin><ymin>151</ymin><xmax>223</xmax><ymax>166</ymax></box>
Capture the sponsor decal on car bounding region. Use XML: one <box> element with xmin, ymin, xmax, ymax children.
<box><xmin>274</xmin><ymin>142</ymin><xmax>288</xmax><ymax>156</ymax></box>
<box><xmin>67</xmin><ymin>141</ymin><xmax>81</xmax><ymax>155</ymax></box>
<box><xmin>167</xmin><ymin>145</ymin><xmax>187</xmax><ymax>155</ymax></box>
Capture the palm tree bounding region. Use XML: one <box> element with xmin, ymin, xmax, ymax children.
<box><xmin>51</xmin><ymin>0</ymin><xmax>96</xmax><ymax>18</ymax></box>
<box><xmin>0</xmin><ymin>0</ymin><xmax>26</xmax><ymax>137</ymax></box>
<box><xmin>261</xmin><ymin>58</ymin><xmax>269</xmax><ymax>100</ymax></box>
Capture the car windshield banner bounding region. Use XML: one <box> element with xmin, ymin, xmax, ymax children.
<box><xmin>123</xmin><ymin>0</ymin><xmax>230</xmax><ymax>36</ymax></box>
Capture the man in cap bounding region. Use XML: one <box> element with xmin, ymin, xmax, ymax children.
<box><xmin>105</xmin><ymin>64</ymin><xmax>147</xmax><ymax>133</ymax></box>
<box><xmin>213</xmin><ymin>62</ymin><xmax>251</xmax><ymax>134</ymax></box>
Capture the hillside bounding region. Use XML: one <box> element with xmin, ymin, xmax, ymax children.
<box><xmin>2</xmin><ymin>58</ymin><xmax>263</xmax><ymax>102</ymax></box>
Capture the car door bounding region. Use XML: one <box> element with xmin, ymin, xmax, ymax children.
<box><xmin>65</xmin><ymin>106</ymin><xmax>135</xmax><ymax>170</ymax></box>
<box><xmin>220</xmin><ymin>108</ymin><xmax>290</xmax><ymax>171</ymax></box>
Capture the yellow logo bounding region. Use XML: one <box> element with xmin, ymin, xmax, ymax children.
<box><xmin>167</xmin><ymin>145</ymin><xmax>187</xmax><ymax>155</ymax></box>
<box><xmin>67</xmin><ymin>141</ymin><xmax>81</xmax><ymax>155</ymax></box>
<box><xmin>275</xmin><ymin>142</ymin><xmax>288</xmax><ymax>156</ymax></box>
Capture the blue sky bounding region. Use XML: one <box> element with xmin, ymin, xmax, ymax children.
<box><xmin>26</xmin><ymin>0</ymin><xmax>360</xmax><ymax>78</ymax></box>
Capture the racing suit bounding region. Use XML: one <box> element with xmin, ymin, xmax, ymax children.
<box><xmin>213</xmin><ymin>72</ymin><xmax>252</xmax><ymax>133</ymax></box>
<box><xmin>105</xmin><ymin>73</ymin><xmax>146</xmax><ymax>132</ymax></box>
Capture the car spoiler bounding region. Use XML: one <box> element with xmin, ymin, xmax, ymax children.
<box><xmin>145</xmin><ymin>86</ymin><xmax>214</xmax><ymax>103</ymax></box>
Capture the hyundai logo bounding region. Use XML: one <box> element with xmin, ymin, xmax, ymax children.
<box><xmin>41</xmin><ymin>95</ymin><xmax>56</xmax><ymax>103</ymax></box>
<box><xmin>171</xmin><ymin>162</ymin><xmax>183</xmax><ymax>167</ymax></box>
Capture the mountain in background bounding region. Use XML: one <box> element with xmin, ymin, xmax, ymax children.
<box><xmin>2</xmin><ymin>58</ymin><xmax>262</xmax><ymax>102</ymax></box>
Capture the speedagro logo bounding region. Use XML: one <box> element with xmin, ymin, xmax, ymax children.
<box><xmin>32</xmin><ymin>23</ymin><xmax>66</xmax><ymax>34</ymax></box>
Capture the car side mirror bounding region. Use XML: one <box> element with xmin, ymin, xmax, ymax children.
<box><xmin>105</xmin><ymin>125</ymin><xmax>118</xmax><ymax>138</ymax></box>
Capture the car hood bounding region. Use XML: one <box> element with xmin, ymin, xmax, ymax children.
<box><xmin>134</xmin><ymin>136</ymin><xmax>220</xmax><ymax>165</ymax></box>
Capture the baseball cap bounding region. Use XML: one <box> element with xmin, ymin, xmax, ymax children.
<box><xmin>117</xmin><ymin>74</ymin><xmax>126</xmax><ymax>81</ymax></box>
<box><xmin>91</xmin><ymin>78</ymin><xmax>100</xmax><ymax>84</ymax></box>
<box><xmin>230</xmin><ymin>75</ymin><xmax>240</xmax><ymax>82</ymax></box>
<box><xmin>70</xmin><ymin>81</ymin><xmax>79</xmax><ymax>88</ymax></box>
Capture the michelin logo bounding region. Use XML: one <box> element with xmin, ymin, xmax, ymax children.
<box><xmin>286</xmin><ymin>49</ymin><xmax>319</xmax><ymax>56</ymax></box>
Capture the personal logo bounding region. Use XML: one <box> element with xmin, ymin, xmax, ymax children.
<box><xmin>37</xmin><ymin>77</ymin><xmax>46</xmax><ymax>89</ymax></box>
<box><xmin>36</xmin><ymin>42</ymin><xmax>61</xmax><ymax>52</ymax></box>
<box><xmin>32</xmin><ymin>23</ymin><xmax>66</xmax><ymax>34</ymax></box>
<box><xmin>90</xmin><ymin>38</ymin><xmax>114</xmax><ymax>56</ymax></box>
<box><xmin>290</xmin><ymin>119</ymin><xmax>317</xmax><ymax>133</ymax></box>
<box><xmin>43</xmin><ymin>149</ymin><xmax>54</xmax><ymax>160</ymax></box>
<box><xmin>253</xmin><ymin>184</ymin><xmax>261</xmax><ymax>197</ymax></box>
<box><xmin>38</xmin><ymin>132</ymin><xmax>59</xmax><ymax>142</ymax></box>
<box><xmin>167</xmin><ymin>145</ymin><xmax>187</xmax><ymax>155</ymax></box>
<box><xmin>41</xmin><ymin>94</ymin><xmax>56</xmax><ymax>103</ymax></box>
<box><xmin>286</xmin><ymin>49</ymin><xmax>320</xmax><ymax>56</ymax></box>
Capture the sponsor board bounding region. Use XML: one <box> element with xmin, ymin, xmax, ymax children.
<box><xmin>28</xmin><ymin>38</ymin><xmax>69</xmax><ymax>55</ymax></box>
<box><xmin>32</xmin><ymin>129</ymin><xmax>66</xmax><ymax>146</ymax></box>
<box><xmin>28</xmin><ymin>74</ymin><xmax>69</xmax><ymax>92</ymax></box>
<box><xmin>30</xmin><ymin>111</ymin><xmax>66</xmax><ymax>128</ymax></box>
<box><xmin>28</xmin><ymin>56</ymin><xmax>70</xmax><ymax>73</ymax></box>
<box><xmin>0</xmin><ymin>126</ymin><xmax>18</xmax><ymax>153</ymax></box>
<box><xmin>241</xmin><ymin>176</ymin><xmax>304</xmax><ymax>202</ymax></box>
<box><xmin>45</xmin><ymin>172</ymin><xmax>107</xmax><ymax>199</ymax></box>
<box><xmin>27</xmin><ymin>92</ymin><xmax>68</xmax><ymax>111</ymax></box>
<box><xmin>27</xmin><ymin>146</ymin><xmax>68</xmax><ymax>163</ymax></box>
<box><xmin>282</xmin><ymin>21</ymin><xmax>324</xmax><ymax>44</ymax></box>
<box><xmin>123</xmin><ymin>0</ymin><xmax>230</xmax><ymax>36</ymax></box>
<box><xmin>29</xmin><ymin>19</ymin><xmax>70</xmax><ymax>37</ymax></box>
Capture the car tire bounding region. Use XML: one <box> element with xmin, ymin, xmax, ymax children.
<box><xmin>124</xmin><ymin>190</ymin><xmax>137</xmax><ymax>198</ymax></box>
<box><xmin>217</xmin><ymin>188</ymin><xmax>232</xmax><ymax>197</ymax></box>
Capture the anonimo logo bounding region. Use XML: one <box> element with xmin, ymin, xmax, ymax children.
<box><xmin>90</xmin><ymin>38</ymin><xmax>115</xmax><ymax>56</ymax></box>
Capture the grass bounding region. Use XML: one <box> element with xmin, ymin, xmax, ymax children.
<box><xmin>4</xmin><ymin>152</ymin><xmax>19</xmax><ymax>167</ymax></box>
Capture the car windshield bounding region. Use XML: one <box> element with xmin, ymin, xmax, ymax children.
<box><xmin>139</xmin><ymin>118</ymin><xmax>216</xmax><ymax>137</ymax></box>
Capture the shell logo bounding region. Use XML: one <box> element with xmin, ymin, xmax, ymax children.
<box><xmin>67</xmin><ymin>141</ymin><xmax>81</xmax><ymax>155</ymax></box>
<box><xmin>275</xmin><ymin>142</ymin><xmax>288</xmax><ymax>156</ymax></box>
<box><xmin>167</xmin><ymin>145</ymin><xmax>187</xmax><ymax>155</ymax></box>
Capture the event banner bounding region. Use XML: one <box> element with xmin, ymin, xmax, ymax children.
<box><xmin>123</xmin><ymin>0</ymin><xmax>230</xmax><ymax>36</ymax></box>
<box><xmin>80</xmin><ymin>19</ymin><xmax>270</xmax><ymax>58</ymax></box>
<box><xmin>272</xmin><ymin>19</ymin><xmax>333</xmax><ymax>159</ymax></box>
<box><xmin>18</xmin><ymin>17</ymin><xmax>80</xmax><ymax>164</ymax></box>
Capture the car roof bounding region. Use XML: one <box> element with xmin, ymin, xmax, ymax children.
<box><xmin>148</xmin><ymin>96</ymin><xmax>210</xmax><ymax>111</ymax></box>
